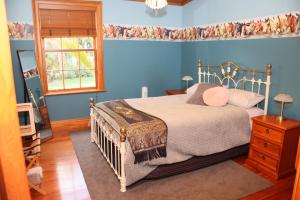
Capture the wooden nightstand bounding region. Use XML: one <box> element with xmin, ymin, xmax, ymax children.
<box><xmin>165</xmin><ymin>89</ymin><xmax>186</xmax><ymax>95</ymax></box>
<box><xmin>247</xmin><ymin>115</ymin><xmax>300</xmax><ymax>180</ymax></box>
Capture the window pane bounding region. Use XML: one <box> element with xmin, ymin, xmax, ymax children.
<box><xmin>44</xmin><ymin>38</ymin><xmax>61</xmax><ymax>50</ymax></box>
<box><xmin>78</xmin><ymin>37</ymin><xmax>93</xmax><ymax>49</ymax></box>
<box><xmin>64</xmin><ymin>70</ymin><xmax>80</xmax><ymax>89</ymax></box>
<box><xmin>80</xmin><ymin>51</ymin><xmax>95</xmax><ymax>69</ymax></box>
<box><xmin>80</xmin><ymin>70</ymin><xmax>95</xmax><ymax>88</ymax></box>
<box><xmin>63</xmin><ymin>52</ymin><xmax>79</xmax><ymax>70</ymax></box>
<box><xmin>44</xmin><ymin>37</ymin><xmax>98</xmax><ymax>92</ymax></box>
<box><xmin>47</xmin><ymin>71</ymin><xmax>63</xmax><ymax>90</ymax></box>
<box><xmin>62</xmin><ymin>38</ymin><xmax>79</xmax><ymax>49</ymax></box>
<box><xmin>45</xmin><ymin>52</ymin><xmax>62</xmax><ymax>70</ymax></box>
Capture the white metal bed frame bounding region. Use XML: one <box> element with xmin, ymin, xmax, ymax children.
<box><xmin>198</xmin><ymin>60</ymin><xmax>272</xmax><ymax>114</ymax></box>
<box><xmin>89</xmin><ymin>60</ymin><xmax>272</xmax><ymax>192</ymax></box>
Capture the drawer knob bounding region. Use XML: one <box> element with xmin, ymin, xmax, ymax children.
<box><xmin>263</xmin><ymin>142</ymin><xmax>268</xmax><ymax>148</ymax></box>
<box><xmin>265</xmin><ymin>129</ymin><xmax>269</xmax><ymax>134</ymax></box>
<box><xmin>261</xmin><ymin>155</ymin><xmax>266</xmax><ymax>160</ymax></box>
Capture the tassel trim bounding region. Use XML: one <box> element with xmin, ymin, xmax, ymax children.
<box><xmin>134</xmin><ymin>146</ymin><xmax>167</xmax><ymax>164</ymax></box>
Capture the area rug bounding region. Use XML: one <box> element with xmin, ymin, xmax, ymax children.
<box><xmin>71</xmin><ymin>131</ymin><xmax>272</xmax><ymax>200</ymax></box>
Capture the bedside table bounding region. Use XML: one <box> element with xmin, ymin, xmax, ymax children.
<box><xmin>247</xmin><ymin>115</ymin><xmax>300</xmax><ymax>180</ymax></box>
<box><xmin>165</xmin><ymin>89</ymin><xmax>186</xmax><ymax>95</ymax></box>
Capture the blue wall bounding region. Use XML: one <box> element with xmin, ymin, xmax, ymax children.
<box><xmin>183</xmin><ymin>0</ymin><xmax>300</xmax><ymax>27</ymax></box>
<box><xmin>103</xmin><ymin>0</ymin><xmax>182</xmax><ymax>27</ymax></box>
<box><xmin>6</xmin><ymin>0</ymin><xmax>183</xmax><ymax>121</ymax></box>
<box><xmin>182</xmin><ymin>0</ymin><xmax>300</xmax><ymax>120</ymax></box>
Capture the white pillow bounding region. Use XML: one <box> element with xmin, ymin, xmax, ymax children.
<box><xmin>203</xmin><ymin>87</ymin><xmax>229</xmax><ymax>107</ymax></box>
<box><xmin>186</xmin><ymin>83</ymin><xmax>199</xmax><ymax>96</ymax></box>
<box><xmin>228</xmin><ymin>89</ymin><xmax>265</xmax><ymax>109</ymax></box>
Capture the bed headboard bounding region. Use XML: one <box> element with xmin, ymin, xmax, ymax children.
<box><xmin>198</xmin><ymin>60</ymin><xmax>272</xmax><ymax>115</ymax></box>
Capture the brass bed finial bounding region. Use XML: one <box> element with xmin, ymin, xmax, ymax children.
<box><xmin>120</xmin><ymin>128</ymin><xmax>127</xmax><ymax>142</ymax></box>
<box><xmin>198</xmin><ymin>59</ymin><xmax>202</xmax><ymax>68</ymax></box>
<box><xmin>89</xmin><ymin>97</ymin><xmax>95</xmax><ymax>108</ymax></box>
<box><xmin>266</xmin><ymin>64</ymin><xmax>272</xmax><ymax>76</ymax></box>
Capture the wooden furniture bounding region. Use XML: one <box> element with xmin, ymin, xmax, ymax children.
<box><xmin>0</xmin><ymin>2</ymin><xmax>31</xmax><ymax>198</ymax></box>
<box><xmin>26</xmin><ymin>156</ymin><xmax>46</xmax><ymax>195</ymax></box>
<box><xmin>17</xmin><ymin>103</ymin><xmax>45</xmax><ymax>195</ymax></box>
<box><xmin>292</xmin><ymin>136</ymin><xmax>300</xmax><ymax>199</ymax></box>
<box><xmin>165</xmin><ymin>89</ymin><xmax>186</xmax><ymax>95</ymax></box>
<box><xmin>248</xmin><ymin>115</ymin><xmax>300</xmax><ymax>180</ymax></box>
<box><xmin>17</xmin><ymin>103</ymin><xmax>36</xmax><ymax>137</ymax></box>
<box><xmin>90</xmin><ymin>60</ymin><xmax>272</xmax><ymax>192</ymax></box>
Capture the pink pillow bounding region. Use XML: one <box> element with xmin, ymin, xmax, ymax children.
<box><xmin>203</xmin><ymin>87</ymin><xmax>229</xmax><ymax>107</ymax></box>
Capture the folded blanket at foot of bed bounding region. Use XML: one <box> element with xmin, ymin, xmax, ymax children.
<box><xmin>96</xmin><ymin>100</ymin><xmax>168</xmax><ymax>163</ymax></box>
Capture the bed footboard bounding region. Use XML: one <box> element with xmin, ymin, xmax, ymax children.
<box><xmin>89</xmin><ymin>98</ymin><xmax>127</xmax><ymax>192</ymax></box>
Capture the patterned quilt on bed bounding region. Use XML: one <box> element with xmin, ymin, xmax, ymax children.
<box><xmin>96</xmin><ymin>100</ymin><xmax>168</xmax><ymax>164</ymax></box>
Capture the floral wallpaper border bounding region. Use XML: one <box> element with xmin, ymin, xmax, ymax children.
<box><xmin>8</xmin><ymin>22</ymin><xmax>34</xmax><ymax>40</ymax></box>
<box><xmin>8</xmin><ymin>12</ymin><xmax>300</xmax><ymax>41</ymax></box>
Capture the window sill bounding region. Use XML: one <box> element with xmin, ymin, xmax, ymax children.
<box><xmin>45</xmin><ymin>88</ymin><xmax>106</xmax><ymax>96</ymax></box>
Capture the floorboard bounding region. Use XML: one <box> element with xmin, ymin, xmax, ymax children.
<box><xmin>31</xmin><ymin>131</ymin><xmax>295</xmax><ymax>200</ymax></box>
<box><xmin>31</xmin><ymin>133</ymin><xmax>90</xmax><ymax>200</ymax></box>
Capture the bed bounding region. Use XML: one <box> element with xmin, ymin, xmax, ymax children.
<box><xmin>89</xmin><ymin>60</ymin><xmax>272</xmax><ymax>192</ymax></box>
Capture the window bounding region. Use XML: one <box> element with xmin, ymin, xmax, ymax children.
<box><xmin>33</xmin><ymin>0</ymin><xmax>104</xmax><ymax>95</ymax></box>
<box><xmin>44</xmin><ymin>37</ymin><xmax>96</xmax><ymax>90</ymax></box>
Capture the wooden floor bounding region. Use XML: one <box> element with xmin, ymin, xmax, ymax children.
<box><xmin>31</xmin><ymin>132</ymin><xmax>90</xmax><ymax>200</ymax></box>
<box><xmin>31</xmin><ymin>131</ymin><xmax>295</xmax><ymax>200</ymax></box>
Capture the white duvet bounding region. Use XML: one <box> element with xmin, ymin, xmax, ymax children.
<box><xmin>95</xmin><ymin>94</ymin><xmax>264</xmax><ymax>186</ymax></box>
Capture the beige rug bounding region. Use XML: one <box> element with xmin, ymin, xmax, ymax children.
<box><xmin>71</xmin><ymin>131</ymin><xmax>272</xmax><ymax>200</ymax></box>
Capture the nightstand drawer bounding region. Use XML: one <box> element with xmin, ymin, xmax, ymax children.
<box><xmin>249</xmin><ymin>149</ymin><xmax>278</xmax><ymax>171</ymax></box>
<box><xmin>251</xmin><ymin>136</ymin><xmax>281</xmax><ymax>159</ymax></box>
<box><xmin>252</xmin><ymin>123</ymin><xmax>283</xmax><ymax>144</ymax></box>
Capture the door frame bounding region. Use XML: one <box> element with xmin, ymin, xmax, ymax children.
<box><xmin>0</xmin><ymin>1</ymin><xmax>31</xmax><ymax>199</ymax></box>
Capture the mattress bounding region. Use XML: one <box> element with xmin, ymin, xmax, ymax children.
<box><xmin>145</xmin><ymin>144</ymin><xmax>249</xmax><ymax>180</ymax></box>
<box><xmin>95</xmin><ymin>94</ymin><xmax>258</xmax><ymax>185</ymax></box>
